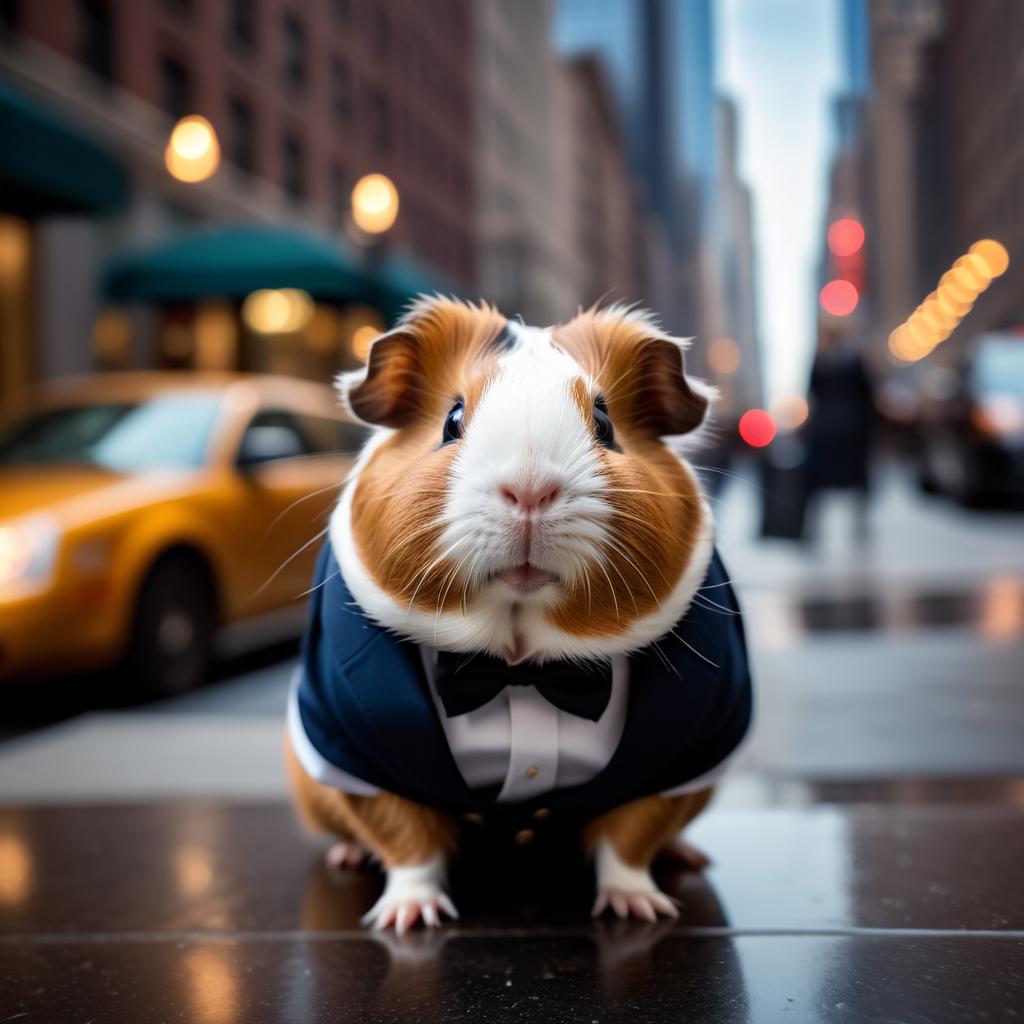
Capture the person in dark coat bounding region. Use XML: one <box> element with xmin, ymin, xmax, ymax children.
<box><xmin>804</xmin><ymin>328</ymin><xmax>876</xmax><ymax>542</ymax></box>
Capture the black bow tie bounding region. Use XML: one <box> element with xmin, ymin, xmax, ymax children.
<box><xmin>434</xmin><ymin>650</ymin><xmax>613</xmax><ymax>722</ymax></box>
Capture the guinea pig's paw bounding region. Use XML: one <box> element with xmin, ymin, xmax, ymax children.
<box><xmin>592</xmin><ymin>885</ymin><xmax>679</xmax><ymax>922</ymax></box>
<box><xmin>593</xmin><ymin>839</ymin><xmax>680</xmax><ymax>922</ymax></box>
<box><xmin>360</xmin><ymin>856</ymin><xmax>458</xmax><ymax>935</ymax></box>
<box><xmin>325</xmin><ymin>840</ymin><xmax>373</xmax><ymax>872</ymax></box>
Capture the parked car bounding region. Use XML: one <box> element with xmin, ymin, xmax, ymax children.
<box><xmin>0</xmin><ymin>373</ymin><xmax>362</xmax><ymax>693</ymax></box>
<box><xmin>917</xmin><ymin>330</ymin><xmax>1024</xmax><ymax>505</ymax></box>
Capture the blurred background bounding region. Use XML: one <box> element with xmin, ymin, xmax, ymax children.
<box><xmin>0</xmin><ymin>0</ymin><xmax>1022</xmax><ymax>800</ymax></box>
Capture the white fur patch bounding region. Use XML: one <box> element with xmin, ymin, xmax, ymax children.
<box><xmin>594</xmin><ymin>838</ymin><xmax>657</xmax><ymax>893</ymax></box>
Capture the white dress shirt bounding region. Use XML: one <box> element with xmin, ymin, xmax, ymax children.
<box><xmin>420</xmin><ymin>648</ymin><xmax>630</xmax><ymax>803</ymax></box>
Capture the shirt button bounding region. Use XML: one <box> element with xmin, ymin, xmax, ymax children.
<box><xmin>523</xmin><ymin>765</ymin><xmax>540</xmax><ymax>780</ymax></box>
<box><xmin>462</xmin><ymin>812</ymin><xmax>484</xmax><ymax>825</ymax></box>
<box><xmin>532</xmin><ymin>807</ymin><xmax>551</xmax><ymax>820</ymax></box>
<box><xmin>514</xmin><ymin>828</ymin><xmax>536</xmax><ymax>845</ymax></box>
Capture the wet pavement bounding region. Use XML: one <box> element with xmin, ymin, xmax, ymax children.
<box><xmin>1</xmin><ymin>801</ymin><xmax>1023</xmax><ymax>1022</ymax></box>
<box><xmin>1</xmin><ymin>467</ymin><xmax>1022</xmax><ymax>1020</ymax></box>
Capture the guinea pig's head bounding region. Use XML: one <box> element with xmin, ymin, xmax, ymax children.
<box><xmin>330</xmin><ymin>296</ymin><xmax>715</xmax><ymax>662</ymax></box>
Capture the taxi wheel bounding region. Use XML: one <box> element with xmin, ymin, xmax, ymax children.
<box><xmin>128</xmin><ymin>557</ymin><xmax>216</xmax><ymax>698</ymax></box>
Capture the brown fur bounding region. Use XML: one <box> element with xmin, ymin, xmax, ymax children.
<box><xmin>285</xmin><ymin>732</ymin><xmax>456</xmax><ymax>868</ymax></box>
<box><xmin>582</xmin><ymin>789</ymin><xmax>713</xmax><ymax>867</ymax></box>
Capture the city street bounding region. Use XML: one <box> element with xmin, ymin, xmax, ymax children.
<box><xmin>3</xmin><ymin>461</ymin><xmax>1023</xmax><ymax>1022</ymax></box>
<box><xmin>2</xmin><ymin>461</ymin><xmax>1021</xmax><ymax>802</ymax></box>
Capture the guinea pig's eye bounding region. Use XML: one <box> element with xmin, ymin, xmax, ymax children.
<box><xmin>442</xmin><ymin>400</ymin><xmax>465</xmax><ymax>445</ymax></box>
<box><xmin>593</xmin><ymin>396</ymin><xmax>615</xmax><ymax>449</ymax></box>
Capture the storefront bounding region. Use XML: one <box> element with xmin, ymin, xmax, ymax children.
<box><xmin>0</xmin><ymin>80</ymin><xmax>126</xmax><ymax>412</ymax></box>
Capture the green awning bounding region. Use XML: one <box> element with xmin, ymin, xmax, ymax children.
<box><xmin>103</xmin><ymin>225</ymin><xmax>462</xmax><ymax>321</ymax></box>
<box><xmin>104</xmin><ymin>226</ymin><xmax>372</xmax><ymax>303</ymax></box>
<box><xmin>0</xmin><ymin>81</ymin><xmax>127</xmax><ymax>216</ymax></box>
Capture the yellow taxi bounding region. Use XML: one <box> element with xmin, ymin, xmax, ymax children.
<box><xmin>0</xmin><ymin>373</ymin><xmax>362</xmax><ymax>694</ymax></box>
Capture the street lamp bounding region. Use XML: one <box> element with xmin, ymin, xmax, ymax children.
<box><xmin>351</xmin><ymin>173</ymin><xmax>399</xmax><ymax>235</ymax></box>
<box><xmin>165</xmin><ymin>115</ymin><xmax>221</xmax><ymax>184</ymax></box>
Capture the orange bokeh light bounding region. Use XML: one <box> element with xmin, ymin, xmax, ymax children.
<box><xmin>819</xmin><ymin>279</ymin><xmax>859</xmax><ymax>317</ymax></box>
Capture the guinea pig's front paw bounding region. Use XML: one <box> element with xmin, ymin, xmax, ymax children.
<box><xmin>592</xmin><ymin>885</ymin><xmax>678</xmax><ymax>922</ymax></box>
<box><xmin>592</xmin><ymin>839</ymin><xmax>679</xmax><ymax>922</ymax></box>
<box><xmin>360</xmin><ymin>855</ymin><xmax>458</xmax><ymax>935</ymax></box>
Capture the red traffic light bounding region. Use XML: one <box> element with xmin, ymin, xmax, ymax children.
<box><xmin>827</xmin><ymin>218</ymin><xmax>865</xmax><ymax>257</ymax></box>
<box><xmin>820</xmin><ymin>279</ymin><xmax>859</xmax><ymax>317</ymax></box>
<box><xmin>738</xmin><ymin>409</ymin><xmax>777</xmax><ymax>448</ymax></box>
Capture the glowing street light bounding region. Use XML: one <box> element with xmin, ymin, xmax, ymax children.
<box><xmin>351</xmin><ymin>173</ymin><xmax>399</xmax><ymax>235</ymax></box>
<box><xmin>241</xmin><ymin>289</ymin><xmax>314</xmax><ymax>334</ymax></box>
<box><xmin>165</xmin><ymin>115</ymin><xmax>221</xmax><ymax>183</ymax></box>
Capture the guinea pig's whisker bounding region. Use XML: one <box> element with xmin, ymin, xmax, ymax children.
<box><xmin>604</xmin><ymin>487</ymin><xmax>693</xmax><ymax>499</ymax></box>
<box><xmin>593</xmin><ymin>559</ymin><xmax>621</xmax><ymax>623</ymax></box>
<box><xmin>259</xmin><ymin>480</ymin><xmax>344</xmax><ymax>546</ymax></box>
<box><xmin>600</xmin><ymin>538</ymin><xmax>656</xmax><ymax>610</ymax></box>
<box><xmin>256</xmin><ymin>526</ymin><xmax>329</xmax><ymax>596</ymax></box>
<box><xmin>668</xmin><ymin>628</ymin><xmax>719</xmax><ymax>669</ymax></box>
<box><xmin>404</xmin><ymin>534</ymin><xmax>474</xmax><ymax>612</ymax></box>
<box><xmin>294</xmin><ymin>567</ymin><xmax>340</xmax><ymax>600</ymax></box>
<box><xmin>698</xmin><ymin>579</ymin><xmax>738</xmax><ymax>591</ymax></box>
<box><xmin>691</xmin><ymin>594</ymin><xmax>738</xmax><ymax>615</ymax></box>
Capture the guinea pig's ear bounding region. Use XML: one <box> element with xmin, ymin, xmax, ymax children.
<box><xmin>633</xmin><ymin>334</ymin><xmax>714</xmax><ymax>436</ymax></box>
<box><xmin>334</xmin><ymin>327</ymin><xmax>421</xmax><ymax>428</ymax></box>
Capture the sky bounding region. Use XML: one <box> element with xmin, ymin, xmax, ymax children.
<box><xmin>716</xmin><ymin>0</ymin><xmax>845</xmax><ymax>401</ymax></box>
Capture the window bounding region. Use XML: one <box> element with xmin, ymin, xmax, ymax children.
<box><xmin>229</xmin><ymin>98</ymin><xmax>255</xmax><ymax>174</ymax></box>
<box><xmin>238</xmin><ymin>410</ymin><xmax>311</xmax><ymax>465</ymax></box>
<box><xmin>369</xmin><ymin>89</ymin><xmax>391</xmax><ymax>154</ymax></box>
<box><xmin>0</xmin><ymin>397</ymin><xmax>222</xmax><ymax>472</ymax></box>
<box><xmin>78</xmin><ymin>0</ymin><xmax>113</xmax><ymax>82</ymax></box>
<box><xmin>331</xmin><ymin>166</ymin><xmax>349</xmax><ymax>224</ymax></box>
<box><xmin>282</xmin><ymin>136</ymin><xmax>305</xmax><ymax>199</ymax></box>
<box><xmin>228</xmin><ymin>0</ymin><xmax>256</xmax><ymax>49</ymax></box>
<box><xmin>296</xmin><ymin>414</ymin><xmax>366</xmax><ymax>454</ymax></box>
<box><xmin>282</xmin><ymin>13</ymin><xmax>306</xmax><ymax>90</ymax></box>
<box><xmin>159</xmin><ymin>55</ymin><xmax>191</xmax><ymax>120</ymax></box>
<box><xmin>330</xmin><ymin>57</ymin><xmax>351</xmax><ymax>127</ymax></box>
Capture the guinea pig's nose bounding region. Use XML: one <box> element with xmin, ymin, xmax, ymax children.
<box><xmin>499</xmin><ymin>481</ymin><xmax>560</xmax><ymax>512</ymax></box>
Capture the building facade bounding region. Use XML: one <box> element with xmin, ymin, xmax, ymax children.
<box><xmin>0</xmin><ymin>0</ymin><xmax>475</xmax><ymax>394</ymax></box>
<box><xmin>946</xmin><ymin>0</ymin><xmax>1024</xmax><ymax>334</ymax></box>
<box><xmin>472</xmin><ymin>0</ymin><xmax>575</xmax><ymax>324</ymax></box>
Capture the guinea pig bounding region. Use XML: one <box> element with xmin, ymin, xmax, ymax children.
<box><xmin>285</xmin><ymin>296</ymin><xmax>752</xmax><ymax>933</ymax></box>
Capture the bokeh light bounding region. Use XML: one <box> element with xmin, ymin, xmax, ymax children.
<box><xmin>165</xmin><ymin>115</ymin><xmax>221</xmax><ymax>183</ymax></box>
<box><xmin>351</xmin><ymin>173</ymin><xmax>400</xmax><ymax>234</ymax></box>
<box><xmin>969</xmin><ymin>238</ymin><xmax>1009</xmax><ymax>278</ymax></box>
<box><xmin>827</xmin><ymin>218</ymin><xmax>865</xmax><ymax>257</ymax></box>
<box><xmin>819</xmin><ymin>279</ymin><xmax>859</xmax><ymax>317</ymax></box>
<box><xmin>770</xmin><ymin>393</ymin><xmax>809</xmax><ymax>431</ymax></box>
<box><xmin>706</xmin><ymin>336</ymin><xmax>741</xmax><ymax>375</ymax></box>
<box><xmin>338</xmin><ymin>305</ymin><xmax>387</xmax><ymax>361</ymax></box>
<box><xmin>241</xmin><ymin>289</ymin><xmax>314</xmax><ymax>334</ymax></box>
<box><xmin>738</xmin><ymin>408</ymin><xmax>777</xmax><ymax>448</ymax></box>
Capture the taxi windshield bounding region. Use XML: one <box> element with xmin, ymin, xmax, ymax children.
<box><xmin>0</xmin><ymin>395</ymin><xmax>222</xmax><ymax>472</ymax></box>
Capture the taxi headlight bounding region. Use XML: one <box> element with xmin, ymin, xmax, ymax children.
<box><xmin>0</xmin><ymin>518</ymin><xmax>61</xmax><ymax>587</ymax></box>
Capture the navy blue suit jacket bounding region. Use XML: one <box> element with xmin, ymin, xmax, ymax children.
<box><xmin>296</xmin><ymin>544</ymin><xmax>752</xmax><ymax>822</ymax></box>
